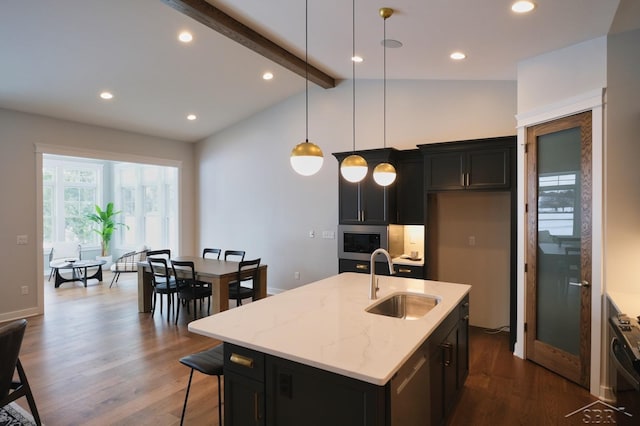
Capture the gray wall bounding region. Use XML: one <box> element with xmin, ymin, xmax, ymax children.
<box><xmin>196</xmin><ymin>79</ymin><xmax>517</xmax><ymax>294</ymax></box>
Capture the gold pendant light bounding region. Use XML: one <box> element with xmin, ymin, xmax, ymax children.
<box><xmin>290</xmin><ymin>0</ymin><xmax>324</xmax><ymax>176</ymax></box>
<box><xmin>340</xmin><ymin>0</ymin><xmax>367</xmax><ymax>183</ymax></box>
<box><xmin>373</xmin><ymin>7</ymin><xmax>397</xmax><ymax>187</ymax></box>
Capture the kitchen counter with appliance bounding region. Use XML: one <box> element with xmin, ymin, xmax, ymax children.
<box><xmin>189</xmin><ymin>272</ymin><xmax>470</xmax><ymax>425</ymax></box>
<box><xmin>189</xmin><ymin>272</ymin><xmax>469</xmax><ymax>385</ymax></box>
<box><xmin>608</xmin><ymin>291</ymin><xmax>640</xmax><ymax>318</ymax></box>
<box><xmin>392</xmin><ymin>255</ymin><xmax>424</xmax><ymax>266</ymax></box>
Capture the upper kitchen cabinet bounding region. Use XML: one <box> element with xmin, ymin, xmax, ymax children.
<box><xmin>418</xmin><ymin>136</ymin><xmax>516</xmax><ymax>191</ymax></box>
<box><xmin>333</xmin><ymin>149</ymin><xmax>398</xmax><ymax>225</ymax></box>
<box><xmin>396</xmin><ymin>150</ymin><xmax>424</xmax><ymax>225</ymax></box>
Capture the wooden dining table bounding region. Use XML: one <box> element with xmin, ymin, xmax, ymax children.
<box><xmin>137</xmin><ymin>256</ymin><xmax>267</xmax><ymax>314</ymax></box>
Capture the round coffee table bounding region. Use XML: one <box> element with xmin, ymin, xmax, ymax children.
<box><xmin>49</xmin><ymin>259</ymin><xmax>107</xmax><ymax>288</ymax></box>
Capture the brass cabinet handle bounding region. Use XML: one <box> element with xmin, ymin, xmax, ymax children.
<box><xmin>254</xmin><ymin>392</ymin><xmax>261</xmax><ymax>421</ymax></box>
<box><xmin>230</xmin><ymin>353</ymin><xmax>254</xmax><ymax>368</ymax></box>
<box><xmin>398</xmin><ymin>268</ymin><xmax>411</xmax><ymax>273</ymax></box>
<box><xmin>356</xmin><ymin>264</ymin><xmax>368</xmax><ymax>270</ymax></box>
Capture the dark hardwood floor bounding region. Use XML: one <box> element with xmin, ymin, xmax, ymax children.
<box><xmin>10</xmin><ymin>272</ymin><xmax>608</xmax><ymax>425</ymax></box>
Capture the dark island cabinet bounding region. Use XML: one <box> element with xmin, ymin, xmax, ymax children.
<box><xmin>223</xmin><ymin>297</ymin><xmax>470</xmax><ymax>426</ymax></box>
<box><xmin>333</xmin><ymin>149</ymin><xmax>398</xmax><ymax>225</ymax></box>
<box><xmin>419</xmin><ymin>136</ymin><xmax>515</xmax><ymax>191</ymax></box>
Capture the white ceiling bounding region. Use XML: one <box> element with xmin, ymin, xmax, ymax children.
<box><xmin>0</xmin><ymin>0</ymin><xmax>621</xmax><ymax>142</ymax></box>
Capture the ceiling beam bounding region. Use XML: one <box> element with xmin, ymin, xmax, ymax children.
<box><xmin>162</xmin><ymin>0</ymin><xmax>336</xmax><ymax>89</ymax></box>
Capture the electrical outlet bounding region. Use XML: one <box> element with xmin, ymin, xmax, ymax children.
<box><xmin>308</xmin><ymin>230</ymin><xmax>315</xmax><ymax>238</ymax></box>
<box><xmin>294</xmin><ymin>272</ymin><xmax>300</xmax><ymax>280</ymax></box>
<box><xmin>21</xmin><ymin>286</ymin><xmax>29</xmax><ymax>295</ymax></box>
<box><xmin>17</xmin><ymin>235</ymin><xmax>28</xmax><ymax>245</ymax></box>
<box><xmin>468</xmin><ymin>236</ymin><xmax>476</xmax><ymax>246</ymax></box>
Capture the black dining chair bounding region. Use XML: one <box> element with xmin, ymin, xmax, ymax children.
<box><xmin>146</xmin><ymin>248</ymin><xmax>171</xmax><ymax>260</ymax></box>
<box><xmin>171</xmin><ymin>260</ymin><xmax>212</xmax><ymax>324</ymax></box>
<box><xmin>0</xmin><ymin>319</ymin><xmax>42</xmax><ymax>426</ymax></box>
<box><xmin>229</xmin><ymin>258</ymin><xmax>261</xmax><ymax>306</ymax></box>
<box><xmin>179</xmin><ymin>344</ymin><xmax>224</xmax><ymax>426</ymax></box>
<box><xmin>202</xmin><ymin>248</ymin><xmax>221</xmax><ymax>260</ymax></box>
<box><xmin>224</xmin><ymin>250</ymin><xmax>245</xmax><ymax>262</ymax></box>
<box><xmin>147</xmin><ymin>257</ymin><xmax>180</xmax><ymax>322</ymax></box>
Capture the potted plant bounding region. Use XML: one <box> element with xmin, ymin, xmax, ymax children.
<box><xmin>86</xmin><ymin>202</ymin><xmax>128</xmax><ymax>263</ymax></box>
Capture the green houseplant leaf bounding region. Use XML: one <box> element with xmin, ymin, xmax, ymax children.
<box><xmin>86</xmin><ymin>202</ymin><xmax>129</xmax><ymax>256</ymax></box>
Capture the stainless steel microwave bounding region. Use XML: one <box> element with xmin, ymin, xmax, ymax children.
<box><xmin>338</xmin><ymin>224</ymin><xmax>403</xmax><ymax>261</ymax></box>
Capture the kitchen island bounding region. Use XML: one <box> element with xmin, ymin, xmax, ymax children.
<box><xmin>189</xmin><ymin>272</ymin><xmax>471</xmax><ymax>425</ymax></box>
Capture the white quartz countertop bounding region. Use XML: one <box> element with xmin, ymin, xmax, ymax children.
<box><xmin>188</xmin><ymin>272</ymin><xmax>470</xmax><ymax>385</ymax></box>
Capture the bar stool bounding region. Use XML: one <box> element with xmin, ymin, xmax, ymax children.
<box><xmin>179</xmin><ymin>344</ymin><xmax>224</xmax><ymax>425</ymax></box>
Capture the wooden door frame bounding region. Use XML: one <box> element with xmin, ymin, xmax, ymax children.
<box><xmin>524</xmin><ymin>111</ymin><xmax>592</xmax><ymax>388</ymax></box>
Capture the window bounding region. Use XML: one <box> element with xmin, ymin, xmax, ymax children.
<box><xmin>43</xmin><ymin>158</ymin><xmax>102</xmax><ymax>246</ymax></box>
<box><xmin>538</xmin><ymin>172</ymin><xmax>579</xmax><ymax>236</ymax></box>
<box><xmin>115</xmin><ymin>163</ymin><xmax>178</xmax><ymax>252</ymax></box>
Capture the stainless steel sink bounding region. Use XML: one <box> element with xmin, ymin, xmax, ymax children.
<box><xmin>366</xmin><ymin>293</ymin><xmax>439</xmax><ymax>320</ymax></box>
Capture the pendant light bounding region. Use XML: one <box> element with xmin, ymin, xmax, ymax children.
<box><xmin>340</xmin><ymin>0</ymin><xmax>367</xmax><ymax>183</ymax></box>
<box><xmin>290</xmin><ymin>0</ymin><xmax>324</xmax><ymax>176</ymax></box>
<box><xmin>373</xmin><ymin>7</ymin><xmax>397</xmax><ymax>187</ymax></box>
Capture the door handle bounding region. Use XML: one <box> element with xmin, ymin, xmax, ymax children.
<box><xmin>568</xmin><ymin>280</ymin><xmax>590</xmax><ymax>288</ymax></box>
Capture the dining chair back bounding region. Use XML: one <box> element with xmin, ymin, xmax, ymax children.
<box><xmin>0</xmin><ymin>319</ymin><xmax>42</xmax><ymax>425</ymax></box>
<box><xmin>224</xmin><ymin>250</ymin><xmax>245</xmax><ymax>262</ymax></box>
<box><xmin>171</xmin><ymin>260</ymin><xmax>212</xmax><ymax>324</ymax></box>
<box><xmin>229</xmin><ymin>258</ymin><xmax>261</xmax><ymax>306</ymax></box>
<box><xmin>147</xmin><ymin>256</ymin><xmax>178</xmax><ymax>321</ymax></box>
<box><xmin>202</xmin><ymin>248</ymin><xmax>221</xmax><ymax>260</ymax></box>
<box><xmin>147</xmin><ymin>248</ymin><xmax>171</xmax><ymax>260</ymax></box>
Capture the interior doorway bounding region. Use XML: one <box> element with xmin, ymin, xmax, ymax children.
<box><xmin>40</xmin><ymin>152</ymin><xmax>179</xmax><ymax>301</ymax></box>
<box><xmin>525</xmin><ymin>111</ymin><xmax>592</xmax><ymax>389</ymax></box>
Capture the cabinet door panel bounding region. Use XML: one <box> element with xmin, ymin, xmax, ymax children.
<box><xmin>339</xmin><ymin>181</ymin><xmax>361</xmax><ymax>224</ymax></box>
<box><xmin>425</xmin><ymin>153</ymin><xmax>465</xmax><ymax>190</ymax></box>
<box><xmin>266</xmin><ymin>356</ymin><xmax>385</xmax><ymax>426</ymax></box>
<box><xmin>361</xmin><ymin>183</ymin><xmax>388</xmax><ymax>224</ymax></box>
<box><xmin>225</xmin><ymin>371</ymin><xmax>265</xmax><ymax>426</ymax></box>
<box><xmin>467</xmin><ymin>149</ymin><xmax>509</xmax><ymax>189</ymax></box>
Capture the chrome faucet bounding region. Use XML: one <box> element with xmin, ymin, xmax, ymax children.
<box><xmin>369</xmin><ymin>248</ymin><xmax>395</xmax><ymax>299</ymax></box>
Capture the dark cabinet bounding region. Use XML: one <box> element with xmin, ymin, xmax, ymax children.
<box><xmin>339</xmin><ymin>259</ymin><xmax>392</xmax><ymax>275</ymax></box>
<box><xmin>396</xmin><ymin>150</ymin><xmax>424</xmax><ymax>224</ymax></box>
<box><xmin>393</xmin><ymin>263</ymin><xmax>424</xmax><ymax>279</ymax></box>
<box><xmin>223</xmin><ymin>296</ymin><xmax>469</xmax><ymax>426</ymax></box>
<box><xmin>266</xmin><ymin>356</ymin><xmax>386</xmax><ymax>426</ymax></box>
<box><xmin>333</xmin><ymin>149</ymin><xmax>398</xmax><ymax>225</ymax></box>
<box><xmin>419</xmin><ymin>136</ymin><xmax>515</xmax><ymax>191</ymax></box>
<box><xmin>224</xmin><ymin>344</ymin><xmax>266</xmax><ymax>425</ymax></box>
<box><xmin>428</xmin><ymin>295</ymin><xmax>470</xmax><ymax>425</ymax></box>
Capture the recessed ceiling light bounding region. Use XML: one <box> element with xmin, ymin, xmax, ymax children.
<box><xmin>351</xmin><ymin>56</ymin><xmax>363</xmax><ymax>63</ymax></box>
<box><xmin>99</xmin><ymin>91</ymin><xmax>113</xmax><ymax>100</ymax></box>
<box><xmin>187</xmin><ymin>114</ymin><xmax>197</xmax><ymax>121</ymax></box>
<box><xmin>178</xmin><ymin>31</ymin><xmax>193</xmax><ymax>43</ymax></box>
<box><xmin>511</xmin><ymin>1</ymin><xmax>535</xmax><ymax>13</ymax></box>
<box><xmin>450</xmin><ymin>52</ymin><xmax>466</xmax><ymax>60</ymax></box>
<box><xmin>262</xmin><ymin>72</ymin><xmax>274</xmax><ymax>80</ymax></box>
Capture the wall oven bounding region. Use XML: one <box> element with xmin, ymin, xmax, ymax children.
<box><xmin>338</xmin><ymin>224</ymin><xmax>403</xmax><ymax>262</ymax></box>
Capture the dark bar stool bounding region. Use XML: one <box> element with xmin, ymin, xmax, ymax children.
<box><xmin>179</xmin><ymin>344</ymin><xmax>224</xmax><ymax>425</ymax></box>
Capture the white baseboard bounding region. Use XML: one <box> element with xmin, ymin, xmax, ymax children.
<box><xmin>0</xmin><ymin>307</ymin><xmax>42</xmax><ymax>323</ymax></box>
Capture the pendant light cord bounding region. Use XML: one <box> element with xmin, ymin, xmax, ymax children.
<box><xmin>383</xmin><ymin>13</ymin><xmax>387</xmax><ymax>149</ymax></box>
<box><xmin>352</xmin><ymin>0</ymin><xmax>356</xmax><ymax>152</ymax></box>
<box><xmin>305</xmin><ymin>0</ymin><xmax>309</xmax><ymax>143</ymax></box>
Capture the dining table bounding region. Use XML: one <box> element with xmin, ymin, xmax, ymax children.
<box><xmin>136</xmin><ymin>256</ymin><xmax>268</xmax><ymax>314</ymax></box>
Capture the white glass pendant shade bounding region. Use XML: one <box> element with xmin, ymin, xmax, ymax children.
<box><xmin>290</xmin><ymin>141</ymin><xmax>324</xmax><ymax>176</ymax></box>
<box><xmin>340</xmin><ymin>154</ymin><xmax>368</xmax><ymax>183</ymax></box>
<box><xmin>373</xmin><ymin>162</ymin><xmax>396</xmax><ymax>186</ymax></box>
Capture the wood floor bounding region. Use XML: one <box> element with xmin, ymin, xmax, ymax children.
<box><xmin>11</xmin><ymin>272</ymin><xmax>603</xmax><ymax>425</ymax></box>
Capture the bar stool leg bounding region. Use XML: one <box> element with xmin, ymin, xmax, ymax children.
<box><xmin>180</xmin><ymin>369</ymin><xmax>195</xmax><ymax>426</ymax></box>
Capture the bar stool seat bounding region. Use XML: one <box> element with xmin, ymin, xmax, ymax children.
<box><xmin>179</xmin><ymin>344</ymin><xmax>224</xmax><ymax>425</ymax></box>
